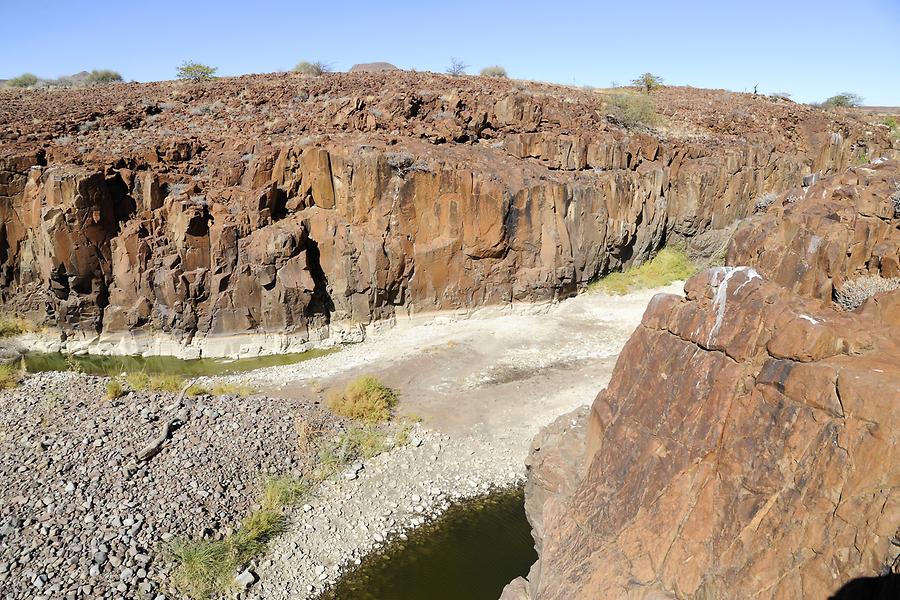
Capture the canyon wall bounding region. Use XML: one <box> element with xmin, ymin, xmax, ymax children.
<box><xmin>1</xmin><ymin>73</ymin><xmax>896</xmax><ymax>352</ymax></box>
<box><xmin>507</xmin><ymin>160</ymin><xmax>900</xmax><ymax>599</ymax></box>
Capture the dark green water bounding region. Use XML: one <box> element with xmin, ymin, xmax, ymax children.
<box><xmin>319</xmin><ymin>488</ymin><xmax>536</xmax><ymax>600</ymax></box>
<box><xmin>23</xmin><ymin>347</ymin><xmax>339</xmax><ymax>377</ymax></box>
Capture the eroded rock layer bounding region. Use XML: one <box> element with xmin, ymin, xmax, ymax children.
<box><xmin>510</xmin><ymin>162</ymin><xmax>900</xmax><ymax>599</ymax></box>
<box><xmin>1</xmin><ymin>72</ymin><xmax>897</xmax><ymax>348</ymax></box>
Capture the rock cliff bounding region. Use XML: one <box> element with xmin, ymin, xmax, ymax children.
<box><xmin>507</xmin><ymin>161</ymin><xmax>900</xmax><ymax>598</ymax></box>
<box><xmin>1</xmin><ymin>72</ymin><xmax>896</xmax><ymax>352</ymax></box>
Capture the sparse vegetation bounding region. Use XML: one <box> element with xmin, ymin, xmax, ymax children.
<box><xmin>6</xmin><ymin>73</ymin><xmax>38</xmax><ymax>88</ymax></box>
<box><xmin>631</xmin><ymin>72</ymin><xmax>664</xmax><ymax>94</ymax></box>
<box><xmin>0</xmin><ymin>315</ymin><xmax>33</xmax><ymax>337</ymax></box>
<box><xmin>293</xmin><ymin>60</ymin><xmax>331</xmax><ymax>76</ymax></box>
<box><xmin>85</xmin><ymin>69</ymin><xmax>123</xmax><ymax>85</ymax></box>
<box><xmin>446</xmin><ymin>57</ymin><xmax>468</xmax><ymax>77</ymax></box>
<box><xmin>823</xmin><ymin>92</ymin><xmax>863</xmax><ymax>108</ymax></box>
<box><xmin>606</xmin><ymin>93</ymin><xmax>659</xmax><ymax>128</ymax></box>
<box><xmin>480</xmin><ymin>65</ymin><xmax>507</xmax><ymax>78</ymax></box>
<box><xmin>590</xmin><ymin>247</ymin><xmax>697</xmax><ymax>295</ymax></box>
<box><xmin>211</xmin><ymin>382</ymin><xmax>255</xmax><ymax>397</ymax></box>
<box><xmin>327</xmin><ymin>375</ymin><xmax>397</xmax><ymax>422</ymax></box>
<box><xmin>176</xmin><ymin>61</ymin><xmax>217</xmax><ymax>81</ymax></box>
<box><xmin>834</xmin><ymin>275</ymin><xmax>900</xmax><ymax>310</ymax></box>
<box><xmin>105</xmin><ymin>379</ymin><xmax>125</xmax><ymax>400</ymax></box>
<box><xmin>186</xmin><ymin>384</ymin><xmax>211</xmax><ymax>397</ymax></box>
<box><xmin>169</xmin><ymin>474</ymin><xmax>308</xmax><ymax>598</ymax></box>
<box><xmin>124</xmin><ymin>371</ymin><xmax>185</xmax><ymax>392</ymax></box>
<box><xmin>0</xmin><ymin>363</ymin><xmax>21</xmax><ymax>390</ymax></box>
<box><xmin>884</xmin><ymin>117</ymin><xmax>899</xmax><ymax>139</ymax></box>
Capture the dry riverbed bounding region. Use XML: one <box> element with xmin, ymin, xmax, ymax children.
<box><xmin>0</xmin><ymin>284</ymin><xmax>680</xmax><ymax>599</ymax></box>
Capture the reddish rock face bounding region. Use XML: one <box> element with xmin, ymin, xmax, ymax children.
<box><xmin>0</xmin><ymin>73</ymin><xmax>897</xmax><ymax>343</ymax></box>
<box><xmin>516</xmin><ymin>163</ymin><xmax>900</xmax><ymax>599</ymax></box>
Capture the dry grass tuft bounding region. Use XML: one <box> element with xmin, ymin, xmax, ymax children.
<box><xmin>326</xmin><ymin>375</ymin><xmax>397</xmax><ymax>422</ymax></box>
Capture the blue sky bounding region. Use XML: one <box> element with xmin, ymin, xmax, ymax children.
<box><xmin>2</xmin><ymin>0</ymin><xmax>898</xmax><ymax>105</ymax></box>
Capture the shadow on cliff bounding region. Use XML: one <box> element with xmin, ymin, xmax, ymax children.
<box><xmin>305</xmin><ymin>236</ymin><xmax>335</xmax><ymax>318</ymax></box>
<box><xmin>829</xmin><ymin>573</ymin><xmax>899</xmax><ymax>600</ymax></box>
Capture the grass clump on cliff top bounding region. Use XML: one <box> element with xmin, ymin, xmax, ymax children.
<box><xmin>294</xmin><ymin>60</ymin><xmax>331</xmax><ymax>76</ymax></box>
<box><xmin>327</xmin><ymin>375</ymin><xmax>397</xmax><ymax>422</ymax></box>
<box><xmin>590</xmin><ymin>247</ymin><xmax>696</xmax><ymax>295</ymax></box>
<box><xmin>6</xmin><ymin>73</ymin><xmax>38</xmax><ymax>88</ymax></box>
<box><xmin>85</xmin><ymin>69</ymin><xmax>123</xmax><ymax>85</ymax></box>
<box><xmin>606</xmin><ymin>92</ymin><xmax>659</xmax><ymax>128</ymax></box>
<box><xmin>480</xmin><ymin>65</ymin><xmax>508</xmax><ymax>78</ymax></box>
<box><xmin>211</xmin><ymin>382</ymin><xmax>256</xmax><ymax>397</ymax></box>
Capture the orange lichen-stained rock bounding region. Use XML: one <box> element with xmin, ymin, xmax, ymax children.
<box><xmin>518</xmin><ymin>268</ymin><xmax>899</xmax><ymax>599</ymax></box>
<box><xmin>0</xmin><ymin>73</ymin><xmax>897</xmax><ymax>346</ymax></box>
<box><xmin>513</xmin><ymin>163</ymin><xmax>900</xmax><ymax>599</ymax></box>
<box><xmin>729</xmin><ymin>160</ymin><xmax>900</xmax><ymax>300</ymax></box>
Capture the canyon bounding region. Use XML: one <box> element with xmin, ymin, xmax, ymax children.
<box><xmin>1</xmin><ymin>70</ymin><xmax>898</xmax><ymax>600</ymax></box>
<box><xmin>1</xmin><ymin>72</ymin><xmax>895</xmax><ymax>355</ymax></box>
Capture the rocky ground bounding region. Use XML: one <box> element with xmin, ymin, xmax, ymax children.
<box><xmin>0</xmin><ymin>284</ymin><xmax>676</xmax><ymax>599</ymax></box>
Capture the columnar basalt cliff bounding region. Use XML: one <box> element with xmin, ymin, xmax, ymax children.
<box><xmin>506</xmin><ymin>161</ymin><xmax>900</xmax><ymax>599</ymax></box>
<box><xmin>1</xmin><ymin>73</ymin><xmax>897</xmax><ymax>353</ymax></box>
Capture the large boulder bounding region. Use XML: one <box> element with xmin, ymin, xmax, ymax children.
<box><xmin>515</xmin><ymin>162</ymin><xmax>900</xmax><ymax>599</ymax></box>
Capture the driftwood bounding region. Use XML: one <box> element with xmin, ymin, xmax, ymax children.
<box><xmin>135</xmin><ymin>380</ymin><xmax>194</xmax><ymax>462</ymax></box>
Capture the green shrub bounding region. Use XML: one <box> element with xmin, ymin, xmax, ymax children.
<box><xmin>823</xmin><ymin>93</ymin><xmax>863</xmax><ymax>108</ymax></box>
<box><xmin>590</xmin><ymin>247</ymin><xmax>696</xmax><ymax>295</ymax></box>
<box><xmin>607</xmin><ymin>93</ymin><xmax>659</xmax><ymax>128</ymax></box>
<box><xmin>7</xmin><ymin>73</ymin><xmax>38</xmax><ymax>88</ymax></box>
<box><xmin>176</xmin><ymin>61</ymin><xmax>217</xmax><ymax>81</ymax></box>
<box><xmin>0</xmin><ymin>363</ymin><xmax>21</xmax><ymax>389</ymax></box>
<box><xmin>293</xmin><ymin>60</ymin><xmax>330</xmax><ymax>76</ymax></box>
<box><xmin>106</xmin><ymin>379</ymin><xmax>125</xmax><ymax>400</ymax></box>
<box><xmin>480</xmin><ymin>65</ymin><xmax>507</xmax><ymax>78</ymax></box>
<box><xmin>327</xmin><ymin>375</ymin><xmax>397</xmax><ymax>422</ymax></box>
<box><xmin>631</xmin><ymin>72</ymin><xmax>663</xmax><ymax>94</ymax></box>
<box><xmin>85</xmin><ymin>69</ymin><xmax>123</xmax><ymax>85</ymax></box>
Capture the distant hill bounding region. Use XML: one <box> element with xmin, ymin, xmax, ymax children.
<box><xmin>349</xmin><ymin>62</ymin><xmax>399</xmax><ymax>73</ymax></box>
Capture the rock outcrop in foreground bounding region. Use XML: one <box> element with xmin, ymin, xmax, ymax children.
<box><xmin>1</xmin><ymin>72</ymin><xmax>896</xmax><ymax>354</ymax></box>
<box><xmin>509</xmin><ymin>161</ymin><xmax>900</xmax><ymax>599</ymax></box>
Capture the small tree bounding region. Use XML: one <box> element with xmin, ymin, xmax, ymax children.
<box><xmin>85</xmin><ymin>69</ymin><xmax>123</xmax><ymax>85</ymax></box>
<box><xmin>7</xmin><ymin>73</ymin><xmax>38</xmax><ymax>88</ymax></box>
<box><xmin>480</xmin><ymin>65</ymin><xmax>507</xmax><ymax>78</ymax></box>
<box><xmin>631</xmin><ymin>72</ymin><xmax>663</xmax><ymax>94</ymax></box>
<box><xmin>446</xmin><ymin>57</ymin><xmax>468</xmax><ymax>76</ymax></box>
<box><xmin>176</xmin><ymin>61</ymin><xmax>217</xmax><ymax>81</ymax></box>
<box><xmin>823</xmin><ymin>92</ymin><xmax>863</xmax><ymax>108</ymax></box>
<box><xmin>294</xmin><ymin>60</ymin><xmax>331</xmax><ymax>76</ymax></box>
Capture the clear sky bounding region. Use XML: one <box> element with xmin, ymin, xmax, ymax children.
<box><xmin>2</xmin><ymin>0</ymin><xmax>898</xmax><ymax>105</ymax></box>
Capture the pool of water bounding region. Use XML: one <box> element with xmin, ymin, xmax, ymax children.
<box><xmin>318</xmin><ymin>488</ymin><xmax>536</xmax><ymax>600</ymax></box>
<box><xmin>23</xmin><ymin>347</ymin><xmax>339</xmax><ymax>377</ymax></box>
